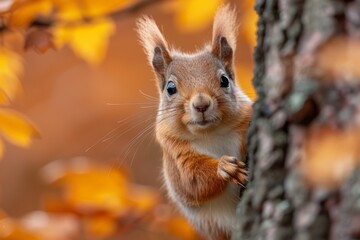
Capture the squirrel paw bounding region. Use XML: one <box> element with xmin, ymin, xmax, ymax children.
<box><xmin>218</xmin><ymin>155</ymin><xmax>247</xmax><ymax>187</ymax></box>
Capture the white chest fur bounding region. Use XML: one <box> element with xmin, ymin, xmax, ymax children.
<box><xmin>165</xmin><ymin>130</ymin><xmax>242</xmax><ymax>234</ymax></box>
<box><xmin>191</xmin><ymin>130</ymin><xmax>241</xmax><ymax>160</ymax></box>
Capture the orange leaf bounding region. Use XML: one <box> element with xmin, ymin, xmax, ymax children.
<box><xmin>153</xmin><ymin>206</ymin><xmax>201</xmax><ymax>240</ymax></box>
<box><xmin>84</xmin><ymin>216</ymin><xmax>116</xmax><ymax>237</ymax></box>
<box><xmin>24</xmin><ymin>28</ymin><xmax>55</xmax><ymax>53</ymax></box>
<box><xmin>9</xmin><ymin>0</ymin><xmax>53</xmax><ymax>28</ymax></box>
<box><xmin>43</xmin><ymin>159</ymin><xmax>129</xmax><ymax>214</ymax></box>
<box><xmin>0</xmin><ymin>48</ymin><xmax>23</xmax><ymax>102</ymax></box>
<box><xmin>0</xmin><ymin>108</ymin><xmax>40</xmax><ymax>148</ymax></box>
<box><xmin>126</xmin><ymin>184</ymin><xmax>159</xmax><ymax>213</ymax></box>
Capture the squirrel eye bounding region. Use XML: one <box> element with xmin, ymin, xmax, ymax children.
<box><xmin>166</xmin><ymin>81</ymin><xmax>177</xmax><ymax>95</ymax></box>
<box><xmin>220</xmin><ymin>74</ymin><xmax>230</xmax><ymax>88</ymax></box>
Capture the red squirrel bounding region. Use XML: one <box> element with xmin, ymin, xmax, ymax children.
<box><xmin>137</xmin><ymin>5</ymin><xmax>253</xmax><ymax>240</ymax></box>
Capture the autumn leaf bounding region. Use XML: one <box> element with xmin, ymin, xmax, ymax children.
<box><xmin>152</xmin><ymin>205</ymin><xmax>201</xmax><ymax>240</ymax></box>
<box><xmin>53</xmin><ymin>0</ymin><xmax>83</xmax><ymax>22</ymax></box>
<box><xmin>175</xmin><ymin>0</ymin><xmax>223</xmax><ymax>32</ymax></box>
<box><xmin>59</xmin><ymin>169</ymin><xmax>128</xmax><ymax>214</ymax></box>
<box><xmin>25</xmin><ymin>28</ymin><xmax>55</xmax><ymax>53</ymax></box>
<box><xmin>42</xmin><ymin>159</ymin><xmax>129</xmax><ymax>214</ymax></box>
<box><xmin>53</xmin><ymin>18</ymin><xmax>115</xmax><ymax>64</ymax></box>
<box><xmin>0</xmin><ymin>48</ymin><xmax>23</xmax><ymax>103</ymax></box>
<box><xmin>84</xmin><ymin>216</ymin><xmax>117</xmax><ymax>237</ymax></box>
<box><xmin>126</xmin><ymin>184</ymin><xmax>159</xmax><ymax>213</ymax></box>
<box><xmin>8</xmin><ymin>0</ymin><xmax>53</xmax><ymax>28</ymax></box>
<box><xmin>41</xmin><ymin>158</ymin><xmax>162</xmax><ymax>237</ymax></box>
<box><xmin>163</xmin><ymin>217</ymin><xmax>201</xmax><ymax>240</ymax></box>
<box><xmin>0</xmin><ymin>108</ymin><xmax>40</xmax><ymax>148</ymax></box>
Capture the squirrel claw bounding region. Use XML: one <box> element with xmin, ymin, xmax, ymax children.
<box><xmin>218</xmin><ymin>155</ymin><xmax>247</xmax><ymax>186</ymax></box>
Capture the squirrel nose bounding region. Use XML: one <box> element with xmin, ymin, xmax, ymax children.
<box><xmin>193</xmin><ymin>103</ymin><xmax>209</xmax><ymax>113</ymax></box>
<box><xmin>191</xmin><ymin>93</ymin><xmax>212</xmax><ymax>113</ymax></box>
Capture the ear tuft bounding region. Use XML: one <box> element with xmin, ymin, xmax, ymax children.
<box><xmin>136</xmin><ymin>16</ymin><xmax>172</xmax><ymax>80</ymax></box>
<box><xmin>212</xmin><ymin>4</ymin><xmax>238</xmax><ymax>52</ymax></box>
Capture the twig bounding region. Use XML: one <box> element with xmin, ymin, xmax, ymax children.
<box><xmin>111</xmin><ymin>0</ymin><xmax>167</xmax><ymax>19</ymax></box>
<box><xmin>28</xmin><ymin>0</ymin><xmax>167</xmax><ymax>28</ymax></box>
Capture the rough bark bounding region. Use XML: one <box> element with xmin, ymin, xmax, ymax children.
<box><xmin>234</xmin><ymin>0</ymin><xmax>360</xmax><ymax>239</ymax></box>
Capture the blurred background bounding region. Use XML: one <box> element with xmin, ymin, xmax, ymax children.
<box><xmin>0</xmin><ymin>0</ymin><xmax>256</xmax><ymax>239</ymax></box>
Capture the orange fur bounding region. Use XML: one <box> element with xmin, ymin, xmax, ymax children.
<box><xmin>212</xmin><ymin>4</ymin><xmax>238</xmax><ymax>53</ymax></box>
<box><xmin>136</xmin><ymin>16</ymin><xmax>171</xmax><ymax>65</ymax></box>
<box><xmin>137</xmin><ymin>5</ymin><xmax>253</xmax><ymax>240</ymax></box>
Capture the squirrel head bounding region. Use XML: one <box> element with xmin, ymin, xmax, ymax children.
<box><xmin>137</xmin><ymin>5</ymin><xmax>251</xmax><ymax>138</ymax></box>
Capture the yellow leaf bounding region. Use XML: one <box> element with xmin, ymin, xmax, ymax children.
<box><xmin>53</xmin><ymin>18</ymin><xmax>115</xmax><ymax>64</ymax></box>
<box><xmin>0</xmin><ymin>48</ymin><xmax>23</xmax><ymax>102</ymax></box>
<box><xmin>0</xmin><ymin>109</ymin><xmax>40</xmax><ymax>147</ymax></box>
<box><xmin>9</xmin><ymin>0</ymin><xmax>53</xmax><ymax>28</ymax></box>
<box><xmin>176</xmin><ymin>0</ymin><xmax>223</xmax><ymax>32</ymax></box>
<box><xmin>53</xmin><ymin>0</ymin><xmax>82</xmax><ymax>22</ymax></box>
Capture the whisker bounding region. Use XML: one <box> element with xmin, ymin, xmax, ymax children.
<box><xmin>107</xmin><ymin>115</ymin><xmax>155</xmax><ymax>146</ymax></box>
<box><xmin>126</xmin><ymin>124</ymin><xmax>156</xmax><ymax>167</ymax></box>
<box><xmin>113</xmin><ymin>122</ymin><xmax>156</xmax><ymax>169</ymax></box>
<box><xmin>139</xmin><ymin>90</ymin><xmax>158</xmax><ymax>101</ymax></box>
<box><xmin>85</xmin><ymin>126</ymin><xmax>121</xmax><ymax>152</ymax></box>
<box><xmin>140</xmin><ymin>105</ymin><xmax>158</xmax><ymax>109</ymax></box>
<box><xmin>86</xmin><ymin>111</ymin><xmax>151</xmax><ymax>152</ymax></box>
<box><xmin>106</xmin><ymin>102</ymin><xmax>156</xmax><ymax>106</ymax></box>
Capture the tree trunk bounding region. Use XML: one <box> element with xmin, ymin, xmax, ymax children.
<box><xmin>234</xmin><ymin>0</ymin><xmax>360</xmax><ymax>239</ymax></box>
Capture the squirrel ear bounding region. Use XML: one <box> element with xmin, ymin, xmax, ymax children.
<box><xmin>136</xmin><ymin>17</ymin><xmax>172</xmax><ymax>89</ymax></box>
<box><xmin>211</xmin><ymin>5</ymin><xmax>237</xmax><ymax>77</ymax></box>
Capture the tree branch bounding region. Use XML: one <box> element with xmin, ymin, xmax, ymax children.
<box><xmin>14</xmin><ymin>0</ymin><xmax>167</xmax><ymax>29</ymax></box>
